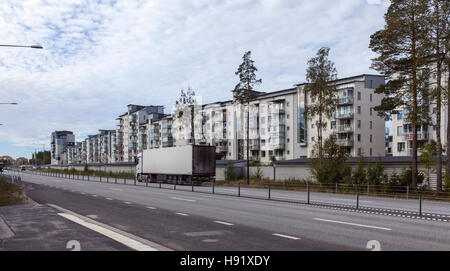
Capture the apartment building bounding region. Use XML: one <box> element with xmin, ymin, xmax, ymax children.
<box><xmin>116</xmin><ymin>104</ymin><xmax>165</xmax><ymax>162</ymax></box>
<box><xmin>391</xmin><ymin>70</ymin><xmax>449</xmax><ymax>156</ymax></box>
<box><xmin>50</xmin><ymin>131</ymin><xmax>75</xmax><ymax>165</ymax></box>
<box><xmin>57</xmin><ymin>74</ymin><xmax>386</xmax><ymax>165</ymax></box>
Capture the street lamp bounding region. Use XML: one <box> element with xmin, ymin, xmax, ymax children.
<box><xmin>0</xmin><ymin>44</ymin><xmax>43</xmax><ymax>49</ymax></box>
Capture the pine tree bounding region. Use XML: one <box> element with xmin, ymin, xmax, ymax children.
<box><xmin>428</xmin><ymin>0</ymin><xmax>449</xmax><ymax>191</ymax></box>
<box><xmin>233</xmin><ymin>51</ymin><xmax>262</xmax><ymax>185</ymax></box>
<box><xmin>175</xmin><ymin>87</ymin><xmax>197</xmax><ymax>145</ymax></box>
<box><xmin>369</xmin><ymin>0</ymin><xmax>431</xmax><ymax>189</ymax></box>
<box><xmin>304</xmin><ymin>47</ymin><xmax>338</xmax><ymax>165</ymax></box>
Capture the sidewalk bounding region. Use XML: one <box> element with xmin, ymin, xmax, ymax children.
<box><xmin>0</xmin><ymin>203</ymin><xmax>130</xmax><ymax>251</ymax></box>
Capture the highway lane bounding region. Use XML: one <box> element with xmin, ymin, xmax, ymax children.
<box><xmin>17</xmin><ymin>171</ymin><xmax>450</xmax><ymax>250</ymax></box>
<box><xmin>21</xmin><ymin>170</ymin><xmax>450</xmax><ymax>216</ymax></box>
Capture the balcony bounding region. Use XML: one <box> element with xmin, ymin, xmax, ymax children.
<box><xmin>403</xmin><ymin>132</ymin><xmax>429</xmax><ymax>141</ymax></box>
<box><xmin>335</xmin><ymin>139</ymin><xmax>354</xmax><ymax>147</ymax></box>
<box><xmin>269</xmin><ymin>143</ymin><xmax>285</xmax><ymax>149</ymax></box>
<box><xmin>337</xmin><ymin>97</ymin><xmax>354</xmax><ymax>105</ymax></box>
<box><xmin>249</xmin><ymin>141</ymin><xmax>260</xmax><ymax>150</ymax></box>
<box><xmin>335</xmin><ymin>112</ymin><xmax>354</xmax><ymax>119</ymax></box>
<box><xmin>335</xmin><ymin>124</ymin><xmax>353</xmax><ymax>133</ymax></box>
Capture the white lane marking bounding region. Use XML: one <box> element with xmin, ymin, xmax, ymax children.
<box><xmin>214</xmin><ymin>221</ymin><xmax>234</xmax><ymax>226</ymax></box>
<box><xmin>110</xmin><ymin>188</ymin><xmax>123</xmax><ymax>191</ymax></box>
<box><xmin>330</xmin><ymin>197</ymin><xmax>372</xmax><ymax>203</ymax></box>
<box><xmin>170</xmin><ymin>197</ymin><xmax>196</xmax><ymax>202</ymax></box>
<box><xmin>81</xmin><ymin>192</ymin><xmax>86</xmax><ymax>195</ymax></box>
<box><xmin>175</xmin><ymin>212</ymin><xmax>189</xmax><ymax>216</ymax></box>
<box><xmin>106</xmin><ymin>198</ymin><xmax>113</xmax><ymax>201</ymax></box>
<box><xmin>57</xmin><ymin>213</ymin><xmax>157</xmax><ymax>251</ymax></box>
<box><xmin>124</xmin><ymin>201</ymin><xmax>132</xmax><ymax>205</ymax></box>
<box><xmin>272</xmin><ymin>233</ymin><xmax>300</xmax><ymax>240</ymax></box>
<box><xmin>146</xmin><ymin>206</ymin><xmax>157</xmax><ymax>210</ymax></box>
<box><xmin>92</xmin><ymin>194</ymin><xmax>98</xmax><ymax>197</ymax></box>
<box><xmin>314</xmin><ymin>218</ymin><xmax>392</xmax><ymax>231</ymax></box>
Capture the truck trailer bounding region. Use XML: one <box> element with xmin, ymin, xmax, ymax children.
<box><xmin>136</xmin><ymin>145</ymin><xmax>216</xmax><ymax>185</ymax></box>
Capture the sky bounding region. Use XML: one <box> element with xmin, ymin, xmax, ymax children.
<box><xmin>0</xmin><ymin>0</ymin><xmax>390</xmax><ymax>159</ymax></box>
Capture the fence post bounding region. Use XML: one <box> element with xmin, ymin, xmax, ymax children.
<box><xmin>307</xmin><ymin>182</ymin><xmax>310</xmax><ymax>205</ymax></box>
<box><xmin>419</xmin><ymin>193</ymin><xmax>422</xmax><ymax>217</ymax></box>
<box><xmin>159</xmin><ymin>181</ymin><xmax>162</xmax><ymax>189</ymax></box>
<box><xmin>268</xmin><ymin>184</ymin><xmax>271</xmax><ymax>200</ymax></box>
<box><xmin>212</xmin><ymin>181</ymin><xmax>215</xmax><ymax>194</ymax></box>
<box><xmin>115</xmin><ymin>176</ymin><xmax>117</xmax><ymax>184</ymax></box>
<box><xmin>238</xmin><ymin>182</ymin><xmax>240</xmax><ymax>197</ymax></box>
<box><xmin>406</xmin><ymin>185</ymin><xmax>409</xmax><ymax>200</ymax></box>
<box><xmin>134</xmin><ymin>176</ymin><xmax>136</xmax><ymax>186</ymax></box>
<box><xmin>100</xmin><ymin>176</ymin><xmax>102</xmax><ymax>182</ymax></box>
<box><xmin>88</xmin><ymin>175</ymin><xmax>89</xmax><ymax>181</ymax></box>
<box><xmin>367</xmin><ymin>184</ymin><xmax>370</xmax><ymax>196</ymax></box>
<box><xmin>191</xmin><ymin>176</ymin><xmax>194</xmax><ymax>192</ymax></box>
<box><xmin>174</xmin><ymin>180</ymin><xmax>176</xmax><ymax>190</ymax></box>
<box><xmin>356</xmin><ymin>189</ymin><xmax>360</xmax><ymax>209</ymax></box>
<box><xmin>335</xmin><ymin>182</ymin><xmax>338</xmax><ymax>194</ymax></box>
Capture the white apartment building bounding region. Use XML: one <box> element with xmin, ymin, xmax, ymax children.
<box><xmin>59</xmin><ymin>74</ymin><xmax>386</xmax><ymax>165</ymax></box>
<box><xmin>50</xmin><ymin>131</ymin><xmax>75</xmax><ymax>165</ymax></box>
<box><xmin>391</xmin><ymin>70</ymin><xmax>449</xmax><ymax>156</ymax></box>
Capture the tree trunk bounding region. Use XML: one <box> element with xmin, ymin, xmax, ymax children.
<box><xmin>411</xmin><ymin>3</ymin><xmax>418</xmax><ymax>189</ymax></box>
<box><xmin>447</xmin><ymin>61</ymin><xmax>450</xmax><ymax>181</ymax></box>
<box><xmin>247</xmin><ymin>93</ymin><xmax>250</xmax><ymax>185</ymax></box>
<box><xmin>434</xmin><ymin>0</ymin><xmax>442</xmax><ymax>192</ymax></box>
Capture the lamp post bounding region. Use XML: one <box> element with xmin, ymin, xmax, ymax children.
<box><xmin>0</xmin><ymin>44</ymin><xmax>43</xmax><ymax>49</ymax></box>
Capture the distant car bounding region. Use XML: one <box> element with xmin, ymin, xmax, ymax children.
<box><xmin>20</xmin><ymin>166</ymin><xmax>26</xmax><ymax>171</ymax></box>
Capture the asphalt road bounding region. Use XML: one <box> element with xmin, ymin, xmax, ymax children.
<box><xmin>21</xmin><ymin>170</ymin><xmax>450</xmax><ymax>216</ymax></box>
<box><xmin>15</xmin><ymin>171</ymin><xmax>450</xmax><ymax>250</ymax></box>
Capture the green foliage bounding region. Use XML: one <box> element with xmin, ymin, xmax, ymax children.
<box><xmin>351</xmin><ymin>156</ymin><xmax>366</xmax><ymax>185</ymax></box>
<box><xmin>366</xmin><ymin>158</ymin><xmax>387</xmax><ymax>185</ymax></box>
<box><xmin>251</xmin><ymin>166</ymin><xmax>263</xmax><ymax>181</ymax></box>
<box><xmin>84</xmin><ymin>164</ymin><xmax>89</xmax><ymax>172</ymax></box>
<box><xmin>232</xmin><ymin>51</ymin><xmax>262</xmax><ymax>104</ymax></box>
<box><xmin>304</xmin><ymin>47</ymin><xmax>338</xmax><ymax>161</ymax></box>
<box><xmin>308</xmin><ymin>136</ymin><xmax>351</xmax><ymax>184</ymax></box>
<box><xmin>225</xmin><ymin>163</ymin><xmax>237</xmax><ymax>182</ymax></box>
<box><xmin>420</xmin><ymin>141</ymin><xmax>437</xmax><ymax>186</ymax></box>
<box><xmin>0</xmin><ymin>177</ymin><xmax>25</xmax><ymax>206</ymax></box>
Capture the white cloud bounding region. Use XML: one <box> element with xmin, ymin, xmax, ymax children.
<box><xmin>0</xmin><ymin>0</ymin><xmax>388</xmax><ymax>158</ymax></box>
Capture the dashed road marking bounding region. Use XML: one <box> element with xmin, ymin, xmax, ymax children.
<box><xmin>170</xmin><ymin>197</ymin><xmax>196</xmax><ymax>202</ymax></box>
<box><xmin>175</xmin><ymin>212</ymin><xmax>189</xmax><ymax>216</ymax></box>
<box><xmin>214</xmin><ymin>221</ymin><xmax>234</xmax><ymax>226</ymax></box>
<box><xmin>313</xmin><ymin>218</ymin><xmax>392</xmax><ymax>231</ymax></box>
<box><xmin>146</xmin><ymin>206</ymin><xmax>157</xmax><ymax>210</ymax></box>
<box><xmin>272</xmin><ymin>233</ymin><xmax>300</xmax><ymax>240</ymax></box>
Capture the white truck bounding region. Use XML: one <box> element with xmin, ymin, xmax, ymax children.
<box><xmin>136</xmin><ymin>145</ymin><xmax>216</xmax><ymax>185</ymax></box>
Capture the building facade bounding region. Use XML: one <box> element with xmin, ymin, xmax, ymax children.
<box><xmin>58</xmin><ymin>74</ymin><xmax>386</xmax><ymax>165</ymax></box>
<box><xmin>50</xmin><ymin>131</ymin><xmax>75</xmax><ymax>165</ymax></box>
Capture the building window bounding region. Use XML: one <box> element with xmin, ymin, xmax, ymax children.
<box><xmin>269</xmin><ymin>150</ymin><xmax>273</xmax><ymax>156</ymax></box>
<box><xmin>370</xmin><ymin>121</ymin><xmax>373</xmax><ymax>129</ymax></box>
<box><xmin>287</xmin><ymin>126</ymin><xmax>290</xmax><ymax>131</ymax></box>
<box><xmin>312</xmin><ymin>137</ymin><xmax>315</xmax><ymax>142</ymax></box>
<box><xmin>261</xmin><ymin>117</ymin><xmax>265</xmax><ymax>124</ymax></box>
<box><xmin>261</xmin><ymin>151</ymin><xmax>266</xmax><ymax>157</ymax></box>
<box><xmin>287</xmin><ymin>138</ymin><xmax>290</xmax><ymax>143</ymax></box>
<box><xmin>287</xmin><ymin>150</ymin><xmax>290</xmax><ymax>155</ymax></box>
<box><xmin>331</xmin><ymin>121</ymin><xmax>336</xmax><ymax>129</ymax></box>
<box><xmin>287</xmin><ymin>114</ymin><xmax>290</xmax><ymax>119</ymax></box>
<box><xmin>312</xmin><ymin>123</ymin><xmax>314</xmax><ymax>128</ymax></box>
<box><xmin>370</xmin><ymin>135</ymin><xmax>372</xmax><ymax>143</ymax></box>
<box><xmin>358</xmin><ymin>134</ymin><xmax>361</xmax><ymax>142</ymax></box>
<box><xmin>370</xmin><ymin>94</ymin><xmax>373</xmax><ymax>102</ymax></box>
<box><xmin>370</xmin><ymin>108</ymin><xmax>373</xmax><ymax>116</ymax></box>
<box><xmin>398</xmin><ymin>142</ymin><xmax>405</xmax><ymax>152</ymax></box>
<box><xmin>357</xmin><ymin>106</ymin><xmax>361</xmax><ymax>114</ymax></box>
<box><xmin>398</xmin><ymin>111</ymin><xmax>403</xmax><ymax>120</ymax></box>
<box><xmin>370</xmin><ymin>148</ymin><xmax>372</xmax><ymax>156</ymax></box>
<box><xmin>357</xmin><ymin>92</ymin><xmax>361</xmax><ymax>100</ymax></box>
<box><xmin>357</xmin><ymin>120</ymin><xmax>361</xmax><ymax>128</ymax></box>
